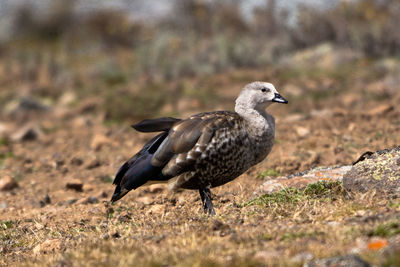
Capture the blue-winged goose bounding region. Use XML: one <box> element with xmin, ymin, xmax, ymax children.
<box><xmin>111</xmin><ymin>82</ymin><xmax>288</xmax><ymax>215</ymax></box>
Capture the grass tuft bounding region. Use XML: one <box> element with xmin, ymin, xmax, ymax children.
<box><xmin>257</xmin><ymin>169</ymin><xmax>281</xmax><ymax>179</ymax></box>
<box><xmin>246</xmin><ymin>181</ymin><xmax>344</xmax><ymax>206</ymax></box>
<box><xmin>369</xmin><ymin>222</ymin><xmax>400</xmax><ymax>237</ymax></box>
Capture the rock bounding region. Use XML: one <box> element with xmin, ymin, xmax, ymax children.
<box><xmin>82</xmin><ymin>184</ymin><xmax>95</xmax><ymax>192</ymax></box>
<box><xmin>117</xmin><ymin>211</ymin><xmax>132</xmax><ymax>222</ymax></box>
<box><xmin>5</xmin><ymin>97</ymin><xmax>49</xmax><ymax>117</ymax></box>
<box><xmin>86</xmin><ymin>159</ymin><xmax>102</xmax><ymax>169</ymax></box>
<box><xmin>76</xmin><ymin>196</ymin><xmax>99</xmax><ymax>205</ymax></box>
<box><xmin>33</xmin><ymin>239</ymin><xmax>62</xmax><ymax>254</ymax></box>
<box><xmin>366</xmin><ymin>104</ymin><xmax>393</xmax><ymax>116</ymax></box>
<box><xmin>58</xmin><ymin>91</ymin><xmax>76</xmax><ymax>107</ymax></box>
<box><xmin>11</xmin><ymin>123</ymin><xmax>43</xmax><ymax>142</ymax></box>
<box><xmin>76</xmin><ymin>98</ymin><xmax>100</xmax><ymax>114</ymax></box>
<box><xmin>0</xmin><ymin>175</ymin><xmax>18</xmax><ymax>191</ymax></box>
<box><xmin>292</xmin><ymin>251</ymin><xmax>313</xmax><ymax>263</ymax></box>
<box><xmin>111</xmin><ymin>231</ymin><xmax>121</xmax><ymax>239</ymax></box>
<box><xmin>39</xmin><ymin>194</ymin><xmax>51</xmax><ymax>207</ymax></box>
<box><xmin>343</xmin><ymin>146</ymin><xmax>400</xmax><ymax>193</ymax></box>
<box><xmin>305</xmin><ymin>254</ymin><xmax>370</xmax><ymax>267</ymax></box>
<box><xmin>254</xmin><ymin>165</ymin><xmax>351</xmax><ymax>196</ymax></box>
<box><xmin>96</xmin><ymin>191</ymin><xmax>108</xmax><ymax>199</ymax></box>
<box><xmin>295</xmin><ymin>126</ymin><xmax>310</xmax><ymax>138</ymax></box>
<box><xmin>70</xmin><ymin>157</ymin><xmax>83</xmax><ymax>166</ymax></box>
<box><xmin>91</xmin><ymin>134</ymin><xmax>113</xmax><ymax>151</ymax></box>
<box><xmin>65</xmin><ymin>179</ymin><xmax>83</xmax><ymax>192</ymax></box>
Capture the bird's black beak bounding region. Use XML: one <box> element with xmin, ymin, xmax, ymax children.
<box><xmin>272</xmin><ymin>93</ymin><xmax>288</xmax><ymax>104</ymax></box>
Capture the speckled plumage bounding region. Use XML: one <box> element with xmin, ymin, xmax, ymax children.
<box><xmin>166</xmin><ymin>111</ymin><xmax>275</xmax><ymax>190</ymax></box>
<box><xmin>111</xmin><ymin>81</ymin><xmax>288</xmax><ymax>215</ymax></box>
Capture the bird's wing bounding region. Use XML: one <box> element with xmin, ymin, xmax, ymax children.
<box><xmin>131</xmin><ymin>117</ymin><xmax>181</xmax><ymax>132</ymax></box>
<box><xmin>152</xmin><ymin>111</ymin><xmax>241</xmax><ymax>178</ymax></box>
<box><xmin>113</xmin><ymin>132</ymin><xmax>168</xmax><ymax>187</ymax></box>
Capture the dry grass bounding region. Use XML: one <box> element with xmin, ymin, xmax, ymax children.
<box><xmin>2</xmin><ymin>179</ymin><xmax>400</xmax><ymax>266</ymax></box>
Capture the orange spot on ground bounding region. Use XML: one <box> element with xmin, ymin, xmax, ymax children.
<box><xmin>367</xmin><ymin>239</ymin><xmax>388</xmax><ymax>250</ymax></box>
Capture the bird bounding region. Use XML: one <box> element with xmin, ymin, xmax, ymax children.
<box><xmin>110</xmin><ymin>81</ymin><xmax>288</xmax><ymax>215</ymax></box>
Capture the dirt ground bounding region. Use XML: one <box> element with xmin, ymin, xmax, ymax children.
<box><xmin>1</xmin><ymin>63</ymin><xmax>400</xmax><ymax>266</ymax></box>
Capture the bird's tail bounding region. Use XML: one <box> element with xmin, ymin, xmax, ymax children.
<box><xmin>110</xmin><ymin>152</ymin><xmax>166</xmax><ymax>203</ymax></box>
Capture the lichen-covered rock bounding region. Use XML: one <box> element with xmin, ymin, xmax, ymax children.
<box><xmin>343</xmin><ymin>146</ymin><xmax>400</xmax><ymax>193</ymax></box>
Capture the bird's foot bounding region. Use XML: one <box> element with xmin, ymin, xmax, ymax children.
<box><xmin>199</xmin><ymin>187</ymin><xmax>216</xmax><ymax>216</ymax></box>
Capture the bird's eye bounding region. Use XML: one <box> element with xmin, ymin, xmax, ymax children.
<box><xmin>261</xmin><ymin>87</ymin><xmax>268</xmax><ymax>92</ymax></box>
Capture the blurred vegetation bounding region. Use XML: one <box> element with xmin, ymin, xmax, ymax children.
<box><xmin>1</xmin><ymin>0</ymin><xmax>400</xmax><ymax>121</ymax></box>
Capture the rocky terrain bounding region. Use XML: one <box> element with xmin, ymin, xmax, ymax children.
<box><xmin>1</xmin><ymin>47</ymin><xmax>400</xmax><ymax>266</ymax></box>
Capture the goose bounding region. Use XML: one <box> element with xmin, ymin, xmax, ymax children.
<box><xmin>111</xmin><ymin>81</ymin><xmax>288</xmax><ymax>215</ymax></box>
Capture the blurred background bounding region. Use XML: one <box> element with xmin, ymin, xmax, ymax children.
<box><xmin>0</xmin><ymin>0</ymin><xmax>400</xmax><ymax>175</ymax></box>
<box><xmin>1</xmin><ymin>2</ymin><xmax>400</xmax><ymax>265</ymax></box>
<box><xmin>1</xmin><ymin>0</ymin><xmax>399</xmax><ymax>122</ymax></box>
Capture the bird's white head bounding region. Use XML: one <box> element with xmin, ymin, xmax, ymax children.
<box><xmin>235</xmin><ymin>81</ymin><xmax>288</xmax><ymax>113</ymax></box>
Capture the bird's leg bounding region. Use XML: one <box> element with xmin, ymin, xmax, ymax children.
<box><xmin>199</xmin><ymin>187</ymin><xmax>216</xmax><ymax>216</ymax></box>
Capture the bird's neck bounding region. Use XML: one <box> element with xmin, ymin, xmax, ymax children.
<box><xmin>235</xmin><ymin>103</ymin><xmax>275</xmax><ymax>137</ymax></box>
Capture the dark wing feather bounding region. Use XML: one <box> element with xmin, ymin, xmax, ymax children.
<box><xmin>111</xmin><ymin>132</ymin><xmax>168</xmax><ymax>202</ymax></box>
<box><xmin>112</xmin><ymin>132</ymin><xmax>167</xmax><ymax>186</ymax></box>
<box><xmin>132</xmin><ymin>117</ymin><xmax>181</xmax><ymax>132</ymax></box>
<box><xmin>153</xmin><ymin>111</ymin><xmax>241</xmax><ymax>178</ymax></box>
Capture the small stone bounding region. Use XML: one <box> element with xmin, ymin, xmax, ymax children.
<box><xmin>70</xmin><ymin>157</ymin><xmax>83</xmax><ymax>166</ymax></box>
<box><xmin>66</xmin><ymin>198</ymin><xmax>78</xmax><ymax>205</ymax></box>
<box><xmin>111</xmin><ymin>231</ymin><xmax>121</xmax><ymax>239</ymax></box>
<box><xmin>0</xmin><ymin>175</ymin><xmax>18</xmax><ymax>191</ymax></box>
<box><xmin>102</xmin><ymin>233</ymin><xmax>110</xmax><ymax>240</ymax></box>
<box><xmin>33</xmin><ymin>239</ymin><xmax>62</xmax><ymax>254</ymax></box>
<box><xmin>11</xmin><ymin>123</ymin><xmax>43</xmax><ymax>142</ymax></box>
<box><xmin>366</xmin><ymin>104</ymin><xmax>393</xmax><ymax>116</ymax></box>
<box><xmin>5</xmin><ymin>97</ymin><xmax>48</xmax><ymax>117</ymax></box>
<box><xmin>292</xmin><ymin>252</ymin><xmax>313</xmax><ymax>263</ymax></box>
<box><xmin>86</xmin><ymin>159</ymin><xmax>102</xmax><ymax>169</ymax></box>
<box><xmin>76</xmin><ymin>196</ymin><xmax>99</xmax><ymax>205</ymax></box>
<box><xmin>65</xmin><ymin>179</ymin><xmax>83</xmax><ymax>192</ymax></box>
<box><xmin>87</xmin><ymin>196</ymin><xmax>99</xmax><ymax>204</ymax></box>
<box><xmin>39</xmin><ymin>194</ymin><xmax>51</xmax><ymax>207</ymax></box>
<box><xmin>82</xmin><ymin>184</ymin><xmax>95</xmax><ymax>192</ymax></box>
<box><xmin>96</xmin><ymin>191</ymin><xmax>108</xmax><ymax>199</ymax></box>
<box><xmin>91</xmin><ymin>134</ymin><xmax>113</xmax><ymax>151</ymax></box>
<box><xmin>117</xmin><ymin>211</ymin><xmax>132</xmax><ymax>222</ymax></box>
<box><xmin>0</xmin><ymin>202</ymin><xmax>7</xmax><ymax>209</ymax></box>
<box><xmin>295</xmin><ymin>126</ymin><xmax>310</xmax><ymax>138</ymax></box>
<box><xmin>58</xmin><ymin>91</ymin><xmax>76</xmax><ymax>107</ymax></box>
